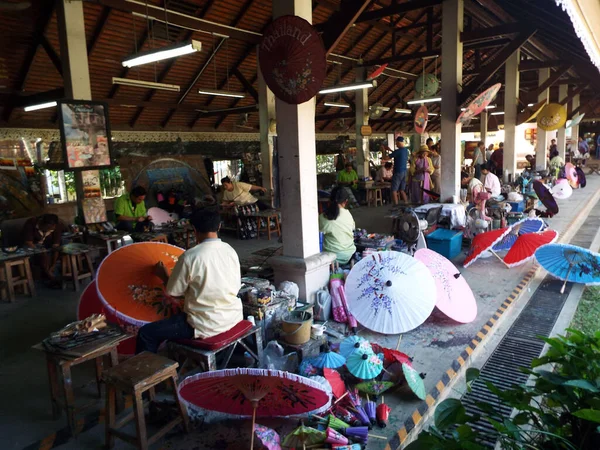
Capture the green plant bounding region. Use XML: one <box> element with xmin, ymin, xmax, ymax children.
<box><xmin>406</xmin><ymin>330</ymin><xmax>600</xmax><ymax>450</ymax></box>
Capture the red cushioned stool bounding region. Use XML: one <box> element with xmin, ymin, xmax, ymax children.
<box><xmin>167</xmin><ymin>320</ymin><xmax>264</xmax><ymax>374</ymax></box>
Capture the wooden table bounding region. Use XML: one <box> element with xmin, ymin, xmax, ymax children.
<box><xmin>0</xmin><ymin>248</ymin><xmax>45</xmax><ymax>302</ymax></box>
<box><xmin>86</xmin><ymin>232</ymin><xmax>128</xmax><ymax>254</ymax></box>
<box><xmin>34</xmin><ymin>331</ymin><xmax>131</xmax><ymax>435</ymax></box>
<box><xmin>130</xmin><ymin>231</ymin><xmax>169</xmax><ymax>244</ymax></box>
<box><xmin>154</xmin><ymin>225</ymin><xmax>196</xmax><ymax>249</ymax></box>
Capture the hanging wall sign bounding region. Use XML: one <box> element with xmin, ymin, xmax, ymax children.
<box><xmin>259</xmin><ymin>15</ymin><xmax>327</xmax><ymax>105</ymax></box>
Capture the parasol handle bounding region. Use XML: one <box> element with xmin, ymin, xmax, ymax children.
<box><xmin>560</xmin><ymin>264</ymin><xmax>574</xmax><ymax>294</ymax></box>
<box><xmin>250</xmin><ymin>403</ymin><xmax>257</xmax><ymax>450</ymax></box>
<box><xmin>396</xmin><ymin>333</ymin><xmax>403</xmax><ymax>350</ymax></box>
<box><xmin>490</xmin><ymin>250</ymin><xmax>510</xmax><ymax>269</ymax></box>
<box><xmin>454</xmin><ymin>273</ymin><xmax>461</xmax><ymax>279</ymax></box>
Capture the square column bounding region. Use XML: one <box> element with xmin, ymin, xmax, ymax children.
<box><xmin>557</xmin><ymin>84</ymin><xmax>568</xmax><ymax>160</ymax></box>
<box><xmin>503</xmin><ymin>50</ymin><xmax>520</xmax><ymax>181</ymax></box>
<box><xmin>355</xmin><ymin>68</ymin><xmax>370</xmax><ymax>179</ymax></box>
<box><xmin>258</xmin><ymin>64</ymin><xmax>276</xmax><ymax>195</ymax></box>
<box><xmin>270</xmin><ymin>0</ymin><xmax>335</xmax><ymax>302</ymax></box>
<box><xmin>440</xmin><ymin>0</ymin><xmax>463</xmax><ymax>202</ymax></box>
<box><xmin>571</xmin><ymin>94</ymin><xmax>580</xmax><ymax>144</ymax></box>
<box><xmin>535</xmin><ymin>68</ymin><xmax>550</xmax><ymax>171</ymax></box>
<box><xmin>480</xmin><ymin>111</ymin><xmax>488</xmax><ymax>144</ymax></box>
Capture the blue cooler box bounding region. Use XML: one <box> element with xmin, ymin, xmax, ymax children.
<box><xmin>507</xmin><ymin>201</ymin><xmax>525</xmax><ymax>212</ymax></box>
<box><xmin>426</xmin><ymin>229</ymin><xmax>464</xmax><ymax>260</ymax></box>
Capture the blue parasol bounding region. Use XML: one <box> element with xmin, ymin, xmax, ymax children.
<box><xmin>535</xmin><ymin>243</ymin><xmax>600</xmax><ymax>293</ymax></box>
<box><xmin>346</xmin><ymin>351</ymin><xmax>383</xmax><ymax>380</ymax></box>
<box><xmin>339</xmin><ymin>336</ymin><xmax>372</xmax><ymax>358</ymax></box>
<box><xmin>312</xmin><ymin>346</ymin><xmax>346</xmax><ymax>369</ymax></box>
<box><xmin>493</xmin><ymin>217</ymin><xmax>546</xmax><ymax>251</ymax></box>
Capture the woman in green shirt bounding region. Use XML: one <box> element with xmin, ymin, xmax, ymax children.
<box><xmin>319</xmin><ymin>187</ymin><xmax>356</xmax><ymax>264</ymax></box>
<box><xmin>337</xmin><ymin>162</ymin><xmax>359</xmax><ymax>188</ymax></box>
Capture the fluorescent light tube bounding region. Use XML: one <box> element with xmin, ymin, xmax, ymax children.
<box><xmin>319</xmin><ymin>80</ymin><xmax>376</xmax><ymax>95</ymax></box>
<box><xmin>24</xmin><ymin>101</ymin><xmax>57</xmax><ymax>112</ymax></box>
<box><xmin>428</xmin><ymin>113</ymin><xmax>438</xmax><ymax>116</ymax></box>
<box><xmin>122</xmin><ymin>39</ymin><xmax>201</xmax><ymax>68</ymax></box>
<box><xmin>491</xmin><ymin>111</ymin><xmax>505</xmax><ymax>116</ymax></box>
<box><xmin>112</xmin><ymin>77</ymin><xmax>180</xmax><ymax>92</ymax></box>
<box><xmin>527</xmin><ymin>103</ymin><xmax>535</xmax><ymax>107</ymax></box>
<box><xmin>324</xmin><ymin>102</ymin><xmax>350</xmax><ymax>108</ymax></box>
<box><xmin>395</xmin><ymin>108</ymin><xmax>412</xmax><ymax>114</ymax></box>
<box><xmin>461</xmin><ymin>104</ymin><xmax>496</xmax><ymax>111</ymax></box>
<box><xmin>198</xmin><ymin>88</ymin><xmax>246</xmax><ymax>98</ymax></box>
<box><xmin>406</xmin><ymin>96</ymin><xmax>442</xmax><ymax>105</ymax></box>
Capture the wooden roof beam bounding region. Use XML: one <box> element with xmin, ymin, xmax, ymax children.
<box><xmin>40</xmin><ymin>36</ymin><xmax>63</xmax><ymax>77</ymax></box>
<box><xmin>559</xmin><ymin>84</ymin><xmax>588</xmax><ymax>106</ymax></box>
<box><xmin>88</xmin><ymin>7</ymin><xmax>111</xmax><ymax>56</ymax></box>
<box><xmin>320</xmin><ymin>0</ymin><xmax>373</xmax><ymax>55</ymax></box>
<box><xmin>233</xmin><ymin>68</ymin><xmax>258</xmax><ymax>102</ymax></box>
<box><xmin>519</xmin><ymin>59</ymin><xmax>564</xmax><ymax>71</ymax></box>
<box><xmin>212</xmin><ymin>75</ymin><xmax>258</xmax><ymax>129</ymax></box>
<box><xmin>355</xmin><ymin>0</ymin><xmax>442</xmax><ymax>23</ymax></box>
<box><xmin>527</xmin><ymin>65</ymin><xmax>572</xmax><ymax>99</ymax></box>
<box><xmin>460</xmin><ymin>22</ymin><xmax>521</xmax><ymax>43</ymax></box>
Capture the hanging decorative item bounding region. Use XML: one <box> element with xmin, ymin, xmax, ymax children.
<box><xmin>259</xmin><ymin>15</ymin><xmax>327</xmax><ymax>105</ymax></box>
<box><xmin>566</xmin><ymin>112</ymin><xmax>585</xmax><ymax>129</ymax></box>
<box><xmin>414</xmin><ymin>73</ymin><xmax>439</xmax><ymax>98</ymax></box>
<box><xmin>368</xmin><ymin>64</ymin><xmax>388</xmax><ymax>80</ymax></box>
<box><xmin>414</xmin><ymin>105</ymin><xmax>428</xmax><ymax>134</ymax></box>
<box><xmin>456</xmin><ymin>83</ymin><xmax>501</xmax><ymax>126</ymax></box>
<box><xmin>517</xmin><ymin>99</ymin><xmax>547</xmax><ymax>125</ymax></box>
<box><xmin>537</xmin><ymin>103</ymin><xmax>567</xmax><ymax>131</ymax></box>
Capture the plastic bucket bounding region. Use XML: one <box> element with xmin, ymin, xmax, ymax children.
<box><xmin>281</xmin><ymin>310</ymin><xmax>313</xmax><ymax>345</ymax></box>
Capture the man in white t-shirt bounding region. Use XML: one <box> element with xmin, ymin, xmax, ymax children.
<box><xmin>481</xmin><ymin>164</ymin><xmax>501</xmax><ymax>197</ymax></box>
<box><xmin>221</xmin><ymin>176</ymin><xmax>270</xmax><ymax>210</ymax></box>
<box><xmin>136</xmin><ymin>210</ymin><xmax>243</xmax><ymax>353</ymax></box>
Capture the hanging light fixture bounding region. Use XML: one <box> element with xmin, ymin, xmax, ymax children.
<box><xmin>198</xmin><ymin>88</ymin><xmax>245</xmax><ymax>98</ymax></box>
<box><xmin>395</xmin><ymin>108</ymin><xmax>412</xmax><ymax>114</ymax></box>
<box><xmin>24</xmin><ymin>101</ymin><xmax>57</xmax><ymax>112</ymax></box>
<box><xmin>324</xmin><ymin>102</ymin><xmax>351</xmax><ymax>108</ymax></box>
<box><xmin>122</xmin><ymin>39</ymin><xmax>201</xmax><ymax>68</ymax></box>
<box><xmin>197</xmin><ymin>35</ymin><xmax>245</xmax><ymax>99</ymax></box>
<box><xmin>491</xmin><ymin>111</ymin><xmax>505</xmax><ymax>116</ymax></box>
<box><xmin>319</xmin><ymin>80</ymin><xmax>377</xmax><ymax>95</ymax></box>
<box><xmin>112</xmin><ymin>77</ymin><xmax>181</xmax><ymax>92</ymax></box>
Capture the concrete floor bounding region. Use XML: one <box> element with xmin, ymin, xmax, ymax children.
<box><xmin>2</xmin><ymin>174</ymin><xmax>600</xmax><ymax>450</ymax></box>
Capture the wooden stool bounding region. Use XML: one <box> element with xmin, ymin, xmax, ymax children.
<box><xmin>2</xmin><ymin>257</ymin><xmax>35</xmax><ymax>302</ymax></box>
<box><xmin>104</xmin><ymin>352</ymin><xmax>189</xmax><ymax>450</ymax></box>
<box><xmin>168</xmin><ymin>320</ymin><xmax>264</xmax><ymax>374</ymax></box>
<box><xmin>588</xmin><ymin>163</ymin><xmax>600</xmax><ymax>175</ymax></box>
<box><xmin>62</xmin><ymin>249</ymin><xmax>95</xmax><ymax>292</ymax></box>
<box><xmin>366</xmin><ymin>188</ymin><xmax>383</xmax><ymax>207</ymax></box>
<box><xmin>149</xmin><ymin>234</ymin><xmax>168</xmax><ymax>243</ymax></box>
<box><xmin>254</xmin><ymin>211</ymin><xmax>281</xmax><ymax>240</ymax></box>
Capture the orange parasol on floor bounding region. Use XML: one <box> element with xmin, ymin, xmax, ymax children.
<box><xmin>96</xmin><ymin>242</ymin><xmax>184</xmax><ymax>327</ymax></box>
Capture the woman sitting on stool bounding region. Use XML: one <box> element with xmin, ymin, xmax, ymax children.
<box><xmin>319</xmin><ymin>187</ymin><xmax>356</xmax><ymax>265</ymax></box>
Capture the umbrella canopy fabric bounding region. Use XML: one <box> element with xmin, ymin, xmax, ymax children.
<box><xmin>282</xmin><ymin>424</ymin><xmax>325</xmax><ymax>448</ymax></box>
<box><xmin>345</xmin><ymin>251</ymin><xmax>437</xmax><ymax>334</ymax></box>
<box><xmin>368</xmin><ymin>64</ymin><xmax>388</xmax><ymax>80</ymax></box>
<box><xmin>259</xmin><ymin>16</ymin><xmax>326</xmax><ymax>105</ymax></box>
<box><xmin>309</xmin><ymin>376</ymin><xmax>332</xmax><ymax>395</ymax></box>
<box><xmin>456</xmin><ymin>83</ymin><xmax>501</xmax><ymax>125</ymax></box>
<box><xmin>299</xmin><ymin>358</ymin><xmax>320</xmax><ymax>377</ymax></box>
<box><xmin>376</xmin><ymin>403</ymin><xmax>391</xmax><ymax>428</ymax></box>
<box><xmin>550</xmin><ymin>179</ymin><xmax>573</xmax><ymax>200</ymax></box>
<box><xmin>147</xmin><ymin>206</ymin><xmax>176</xmax><ymax>226</ymax></box>
<box><xmin>339</xmin><ymin>336</ymin><xmax>371</xmax><ymax>358</ymax></box>
<box><xmin>346</xmin><ymin>352</ymin><xmax>384</xmax><ymax>380</ymax></box>
<box><xmin>78</xmin><ymin>281</ymin><xmax>137</xmax><ymax>355</ymax></box>
<box><xmin>355</xmin><ymin>381</ymin><xmax>395</xmax><ymax>396</ymax></box>
<box><xmin>493</xmin><ymin>217</ymin><xmax>547</xmax><ymax>251</ymax></box>
<box><xmin>377</xmin><ymin>346</ymin><xmax>412</xmax><ymax>366</ymax></box>
<box><xmin>504</xmin><ymin>230</ymin><xmax>559</xmax><ymax>268</ymax></box>
<box><xmin>254</xmin><ymin>424</ymin><xmax>282</xmax><ymax>450</ymax></box>
<box><xmin>178</xmin><ymin>368</ymin><xmax>331</xmax><ymax>418</ymax></box>
<box><xmin>323</xmin><ymin>368</ymin><xmax>346</xmax><ymax>399</ymax></box>
<box><xmin>414</xmin><ymin>105</ymin><xmax>428</xmax><ymax>134</ymax></box>
<box><xmin>517</xmin><ymin>99</ymin><xmax>547</xmax><ymax>125</ymax></box>
<box><xmin>533</xmin><ymin>180</ymin><xmax>559</xmax><ymax>216</ymax></box>
<box><xmin>576</xmin><ymin>167</ymin><xmax>587</xmax><ymax>188</ymax></box>
<box><xmin>415</xmin><ymin>248</ymin><xmax>477</xmax><ymax>323</ymax></box>
<box><xmin>312</xmin><ymin>349</ymin><xmax>346</xmax><ymax>369</ymax></box>
<box><xmin>565</xmin><ymin>163</ymin><xmax>579</xmax><ymax>188</ymax></box>
<box><xmin>463</xmin><ymin>228</ymin><xmax>511</xmax><ymax>268</ymax></box>
<box><xmin>537</xmin><ymin>103</ymin><xmax>567</xmax><ymax>131</ymax></box>
<box><xmin>566</xmin><ymin>112</ymin><xmax>585</xmax><ymax>129</ymax></box>
<box><xmin>535</xmin><ymin>244</ymin><xmax>600</xmax><ymax>285</ymax></box>
<box><xmin>402</xmin><ymin>363</ymin><xmax>426</xmax><ymax>400</ymax></box>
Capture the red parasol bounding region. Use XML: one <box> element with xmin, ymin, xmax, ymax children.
<box><xmin>414</xmin><ymin>105</ymin><xmax>428</xmax><ymax>134</ymax></box>
<box><xmin>258</xmin><ymin>15</ymin><xmax>326</xmax><ymax>105</ymax></box>
<box><xmin>463</xmin><ymin>228</ymin><xmax>511</xmax><ymax>268</ymax></box>
<box><xmin>533</xmin><ymin>180</ymin><xmax>559</xmax><ymax>217</ymax></box>
<box><xmin>376</xmin><ymin>345</ymin><xmax>412</xmax><ymax>366</ymax></box>
<box><xmin>179</xmin><ymin>368</ymin><xmax>331</xmax><ymax>449</ymax></box>
<box><xmin>96</xmin><ymin>242</ymin><xmax>184</xmax><ymax>327</ymax></box>
<box><xmin>368</xmin><ymin>64</ymin><xmax>388</xmax><ymax>80</ymax></box>
<box><xmin>376</xmin><ymin>396</ymin><xmax>391</xmax><ymax>428</ymax></box>
<box><xmin>456</xmin><ymin>83</ymin><xmax>501</xmax><ymax>125</ymax></box>
<box><xmin>503</xmin><ymin>230</ymin><xmax>559</xmax><ymax>268</ymax></box>
<box><xmin>323</xmin><ymin>368</ymin><xmax>346</xmax><ymax>399</ymax></box>
<box><xmin>78</xmin><ymin>281</ymin><xmax>137</xmax><ymax>355</ymax></box>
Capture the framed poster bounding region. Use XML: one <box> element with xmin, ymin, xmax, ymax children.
<box><xmin>58</xmin><ymin>100</ymin><xmax>113</xmax><ymax>170</ymax></box>
<box><xmin>82</xmin><ymin>170</ymin><xmax>107</xmax><ymax>224</ymax></box>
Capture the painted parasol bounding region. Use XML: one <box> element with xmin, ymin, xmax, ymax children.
<box><xmin>415</xmin><ymin>248</ymin><xmax>477</xmax><ymax>323</ymax></box>
<box><xmin>533</xmin><ymin>180</ymin><xmax>559</xmax><ymax>216</ymax></box>
<box><xmin>368</xmin><ymin>64</ymin><xmax>388</xmax><ymax>80</ymax></box>
<box><xmin>576</xmin><ymin>167</ymin><xmax>587</xmax><ymax>188</ymax></box>
<box><xmin>376</xmin><ymin>345</ymin><xmax>413</xmax><ymax>366</ymax></box>
<box><xmin>503</xmin><ymin>230</ymin><xmax>559</xmax><ymax>268</ymax></box>
<box><xmin>258</xmin><ymin>15</ymin><xmax>326</xmax><ymax>105</ymax></box>
<box><xmin>339</xmin><ymin>336</ymin><xmax>371</xmax><ymax>358</ymax></box>
<box><xmin>492</xmin><ymin>217</ymin><xmax>547</xmax><ymax>251</ymax></box>
<box><xmin>565</xmin><ymin>163</ymin><xmax>579</xmax><ymax>188</ymax></box>
<box><xmin>311</xmin><ymin>344</ymin><xmax>346</xmax><ymax>369</ymax></box>
<box><xmin>355</xmin><ymin>380</ymin><xmax>395</xmax><ymax>396</ymax></box>
<box><xmin>345</xmin><ymin>251</ymin><xmax>437</xmax><ymax>334</ymax></box>
<box><xmin>456</xmin><ymin>83</ymin><xmax>501</xmax><ymax>126</ymax></box>
<box><xmin>323</xmin><ymin>368</ymin><xmax>346</xmax><ymax>399</ymax></box>
<box><xmin>535</xmin><ymin>243</ymin><xmax>600</xmax><ymax>293</ymax></box>
<box><xmin>147</xmin><ymin>206</ymin><xmax>176</xmax><ymax>226</ymax></box>
<box><xmin>282</xmin><ymin>424</ymin><xmax>325</xmax><ymax>449</ymax></box>
<box><xmin>254</xmin><ymin>424</ymin><xmax>282</xmax><ymax>450</ymax></box>
<box><xmin>414</xmin><ymin>105</ymin><xmax>428</xmax><ymax>134</ymax></box>
<box><xmin>178</xmin><ymin>368</ymin><xmax>331</xmax><ymax>449</ymax></box>
<box><xmin>566</xmin><ymin>112</ymin><xmax>585</xmax><ymax>129</ymax></box>
<box><xmin>402</xmin><ymin>363</ymin><xmax>426</xmax><ymax>400</ymax></box>
<box><xmin>96</xmin><ymin>242</ymin><xmax>184</xmax><ymax>327</ymax></box>
<box><xmin>537</xmin><ymin>103</ymin><xmax>567</xmax><ymax>131</ymax></box>
<box><xmin>78</xmin><ymin>281</ymin><xmax>137</xmax><ymax>355</ymax></box>
<box><xmin>346</xmin><ymin>351</ymin><xmax>384</xmax><ymax>380</ymax></box>
<box><xmin>463</xmin><ymin>228</ymin><xmax>511</xmax><ymax>268</ymax></box>
<box><xmin>517</xmin><ymin>99</ymin><xmax>547</xmax><ymax>125</ymax></box>
<box><xmin>550</xmin><ymin>179</ymin><xmax>573</xmax><ymax>200</ymax></box>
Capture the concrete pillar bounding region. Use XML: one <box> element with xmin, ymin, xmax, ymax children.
<box><xmin>557</xmin><ymin>84</ymin><xmax>568</xmax><ymax>160</ymax></box>
<box><xmin>270</xmin><ymin>0</ymin><xmax>335</xmax><ymax>302</ymax></box>
<box><xmin>258</xmin><ymin>64</ymin><xmax>276</xmax><ymax>196</ymax></box>
<box><xmin>571</xmin><ymin>94</ymin><xmax>581</xmax><ymax>143</ymax></box>
<box><xmin>355</xmin><ymin>69</ymin><xmax>370</xmax><ymax>178</ymax></box>
<box><xmin>440</xmin><ymin>0</ymin><xmax>463</xmax><ymax>202</ymax></box>
<box><xmin>503</xmin><ymin>49</ymin><xmax>520</xmax><ymax>181</ymax></box>
<box><xmin>480</xmin><ymin>111</ymin><xmax>488</xmax><ymax>145</ymax></box>
<box><xmin>535</xmin><ymin>68</ymin><xmax>550</xmax><ymax>170</ymax></box>
<box><xmin>387</xmin><ymin>133</ymin><xmax>395</xmax><ymax>150</ymax></box>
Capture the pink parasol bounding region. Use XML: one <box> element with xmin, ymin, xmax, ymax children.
<box><xmin>565</xmin><ymin>163</ymin><xmax>579</xmax><ymax>188</ymax></box>
<box><xmin>415</xmin><ymin>248</ymin><xmax>477</xmax><ymax>323</ymax></box>
<box><xmin>147</xmin><ymin>206</ymin><xmax>175</xmax><ymax>226</ymax></box>
<box><xmin>503</xmin><ymin>230</ymin><xmax>559</xmax><ymax>268</ymax></box>
<box><xmin>463</xmin><ymin>227</ymin><xmax>511</xmax><ymax>268</ymax></box>
<box><xmin>456</xmin><ymin>83</ymin><xmax>501</xmax><ymax>125</ymax></box>
<box><xmin>414</xmin><ymin>105</ymin><xmax>428</xmax><ymax>134</ymax></box>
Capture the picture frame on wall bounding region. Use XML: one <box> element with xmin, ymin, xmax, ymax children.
<box><xmin>57</xmin><ymin>99</ymin><xmax>113</xmax><ymax>170</ymax></box>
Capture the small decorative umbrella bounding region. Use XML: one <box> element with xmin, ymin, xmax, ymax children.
<box><xmin>537</xmin><ymin>103</ymin><xmax>567</xmax><ymax>131</ymax></box>
<box><xmin>310</xmin><ymin>376</ymin><xmax>332</xmax><ymax>395</ymax></box>
<box><xmin>325</xmin><ymin>428</ymin><xmax>349</xmax><ymax>446</ymax></box>
<box><xmin>463</xmin><ymin>228</ymin><xmax>511</xmax><ymax>268</ymax></box>
<box><xmin>535</xmin><ymin>243</ymin><xmax>600</xmax><ymax>293</ymax></box>
<box><xmin>345</xmin><ymin>252</ymin><xmax>437</xmax><ymax>334</ymax></box>
<box><xmin>339</xmin><ymin>336</ymin><xmax>371</xmax><ymax>358</ymax></box>
<box><xmin>503</xmin><ymin>230</ymin><xmax>559</xmax><ymax>268</ymax></box>
<box><xmin>323</xmin><ymin>368</ymin><xmax>346</xmax><ymax>399</ymax></box>
<box><xmin>364</xmin><ymin>396</ymin><xmax>377</xmax><ymax>425</ymax></box>
<box><xmin>376</xmin><ymin>397</ymin><xmax>391</xmax><ymax>428</ymax></box>
<box><xmin>282</xmin><ymin>423</ymin><xmax>325</xmax><ymax>449</ymax></box>
<box><xmin>355</xmin><ymin>380</ymin><xmax>395</xmax><ymax>396</ymax></box>
<box><xmin>576</xmin><ymin>167</ymin><xmax>587</xmax><ymax>188</ymax></box>
<box><xmin>326</xmin><ymin>414</ymin><xmax>350</xmax><ymax>431</ymax></box>
<box><xmin>566</xmin><ymin>112</ymin><xmax>585</xmax><ymax>129</ymax></box>
<box><xmin>456</xmin><ymin>83</ymin><xmax>501</xmax><ymax>126</ymax></box>
<box><xmin>330</xmin><ymin>273</ymin><xmax>348</xmax><ymax>324</ymax></box>
<box><xmin>402</xmin><ymin>363</ymin><xmax>427</xmax><ymax>400</ymax></box>
<box><xmin>550</xmin><ymin>179</ymin><xmax>573</xmax><ymax>200</ymax></box>
<box><xmin>352</xmin><ymin>404</ymin><xmax>371</xmax><ymax>427</ymax></box>
<box><xmin>348</xmin><ymin>388</ymin><xmax>362</xmax><ymax>407</ymax></box>
<box><xmin>254</xmin><ymin>424</ymin><xmax>282</xmax><ymax>450</ymax></box>
<box><xmin>312</xmin><ymin>344</ymin><xmax>346</xmax><ymax>369</ymax></box>
<box><xmin>414</xmin><ymin>105</ymin><xmax>428</xmax><ymax>134</ymax></box>
<box><xmin>415</xmin><ymin>248</ymin><xmax>477</xmax><ymax>323</ymax></box>
<box><xmin>333</xmin><ymin>405</ymin><xmax>360</xmax><ymax>426</ymax></box>
<box><xmin>533</xmin><ymin>180</ymin><xmax>559</xmax><ymax>216</ymax></box>
<box><xmin>493</xmin><ymin>217</ymin><xmax>547</xmax><ymax>251</ymax></box>
<box><xmin>377</xmin><ymin>346</ymin><xmax>413</xmax><ymax>366</ymax></box>
<box><xmin>368</xmin><ymin>64</ymin><xmax>388</xmax><ymax>80</ymax></box>
<box><xmin>178</xmin><ymin>368</ymin><xmax>331</xmax><ymax>450</ymax></box>
<box><xmin>343</xmin><ymin>426</ymin><xmax>369</xmax><ymax>443</ymax></box>
<box><xmin>565</xmin><ymin>163</ymin><xmax>579</xmax><ymax>188</ymax></box>
<box><xmin>299</xmin><ymin>359</ymin><xmax>320</xmax><ymax>377</ymax></box>
<box><xmin>346</xmin><ymin>352</ymin><xmax>384</xmax><ymax>380</ymax></box>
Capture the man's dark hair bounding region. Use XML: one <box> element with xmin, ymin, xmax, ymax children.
<box><xmin>426</xmin><ymin>137</ymin><xmax>433</xmax><ymax>145</ymax></box>
<box><xmin>499</xmin><ymin>142</ymin><xmax>504</xmax><ymax>148</ymax></box>
<box><xmin>191</xmin><ymin>209</ymin><xmax>222</xmax><ymax>233</ymax></box>
<box><xmin>481</xmin><ymin>163</ymin><xmax>490</xmax><ymax>172</ymax></box>
<box><xmin>478</xmin><ymin>141</ymin><xmax>485</xmax><ymax>147</ymax></box>
<box><xmin>461</xmin><ymin>171</ymin><xmax>470</xmax><ymax>180</ymax></box>
<box><xmin>39</xmin><ymin>214</ymin><xmax>59</xmax><ymax>226</ymax></box>
<box><xmin>221</xmin><ymin>176</ymin><xmax>231</xmax><ymax>184</ymax></box>
<box><xmin>345</xmin><ymin>162</ymin><xmax>353</xmax><ymax>168</ymax></box>
<box><xmin>384</xmin><ymin>162</ymin><xmax>393</xmax><ymax>169</ymax></box>
<box><xmin>131</xmin><ymin>186</ymin><xmax>147</xmax><ymax>197</ymax></box>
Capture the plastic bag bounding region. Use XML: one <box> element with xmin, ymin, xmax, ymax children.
<box><xmin>314</xmin><ymin>288</ymin><xmax>332</xmax><ymax>321</ymax></box>
<box><xmin>262</xmin><ymin>340</ymin><xmax>298</xmax><ymax>372</ymax></box>
<box><xmin>278</xmin><ymin>281</ymin><xmax>299</xmax><ymax>300</ymax></box>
